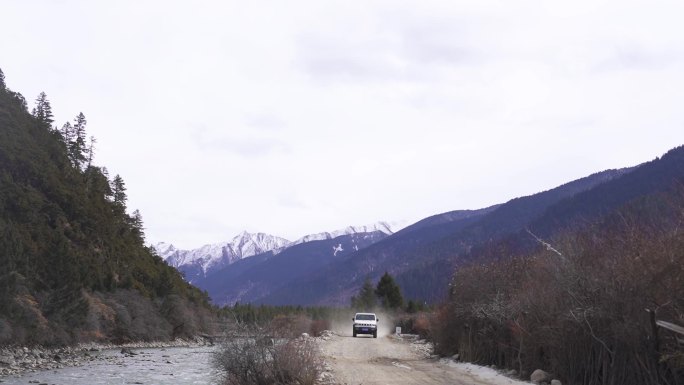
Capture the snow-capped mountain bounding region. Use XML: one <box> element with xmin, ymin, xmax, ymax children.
<box><xmin>154</xmin><ymin>221</ymin><xmax>408</xmax><ymax>284</ymax></box>
<box><xmin>291</xmin><ymin>221</ymin><xmax>408</xmax><ymax>246</ymax></box>
<box><xmin>197</xmin><ymin>228</ymin><xmax>394</xmax><ymax>306</ymax></box>
<box><xmin>153</xmin><ymin>232</ymin><xmax>290</xmax><ymax>282</ymax></box>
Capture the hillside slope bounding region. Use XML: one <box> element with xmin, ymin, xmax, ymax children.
<box><xmin>198</xmin><ymin>230</ymin><xmax>390</xmax><ymax>306</ymax></box>
<box><xmin>261</xmin><ymin>165</ymin><xmax>654</xmax><ymax>305</ymax></box>
<box><xmin>0</xmin><ymin>70</ymin><xmax>215</xmax><ymax>345</ymax></box>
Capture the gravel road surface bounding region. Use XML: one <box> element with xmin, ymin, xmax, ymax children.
<box><xmin>319</xmin><ymin>332</ymin><xmax>529</xmax><ymax>385</ymax></box>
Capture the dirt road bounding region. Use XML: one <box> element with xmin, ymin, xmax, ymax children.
<box><xmin>318</xmin><ymin>332</ymin><xmax>529</xmax><ymax>385</ymax></box>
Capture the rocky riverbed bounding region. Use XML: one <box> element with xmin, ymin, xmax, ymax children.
<box><xmin>0</xmin><ymin>344</ymin><xmax>218</xmax><ymax>384</ymax></box>
<box><xmin>0</xmin><ymin>338</ymin><xmax>213</xmax><ymax>380</ymax></box>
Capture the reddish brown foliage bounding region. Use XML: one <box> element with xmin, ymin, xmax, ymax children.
<box><xmin>431</xmin><ymin>193</ymin><xmax>684</xmax><ymax>385</ymax></box>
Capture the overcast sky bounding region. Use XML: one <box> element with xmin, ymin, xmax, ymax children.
<box><xmin>2</xmin><ymin>0</ymin><xmax>684</xmax><ymax>248</ymax></box>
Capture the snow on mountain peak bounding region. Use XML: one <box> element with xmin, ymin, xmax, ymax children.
<box><xmin>153</xmin><ymin>242</ymin><xmax>177</xmax><ymax>256</ymax></box>
<box><xmin>153</xmin><ymin>232</ymin><xmax>290</xmax><ymax>276</ymax></box>
<box><xmin>292</xmin><ymin>220</ymin><xmax>408</xmax><ymax>246</ymax></box>
<box><xmin>153</xmin><ymin>220</ymin><xmax>408</xmax><ymax>281</ymax></box>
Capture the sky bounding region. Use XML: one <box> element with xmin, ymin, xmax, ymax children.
<box><xmin>2</xmin><ymin>0</ymin><xmax>684</xmax><ymax>249</ymax></box>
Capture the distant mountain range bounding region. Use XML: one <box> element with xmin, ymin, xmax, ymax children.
<box><xmin>157</xmin><ymin>146</ymin><xmax>684</xmax><ymax>307</ymax></box>
<box><xmin>153</xmin><ymin>221</ymin><xmax>407</xmax><ymax>284</ymax></box>
<box><xmin>154</xmin><ymin>232</ymin><xmax>291</xmax><ymax>283</ymax></box>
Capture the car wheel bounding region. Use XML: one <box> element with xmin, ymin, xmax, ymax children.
<box><xmin>373</xmin><ymin>331</ymin><xmax>377</xmax><ymax>338</ymax></box>
<box><xmin>353</xmin><ymin>330</ymin><xmax>356</xmax><ymax>338</ymax></box>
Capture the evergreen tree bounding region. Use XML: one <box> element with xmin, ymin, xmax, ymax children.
<box><xmin>86</xmin><ymin>135</ymin><xmax>96</xmax><ymax>169</ymax></box>
<box><xmin>61</xmin><ymin>121</ymin><xmax>74</xmax><ymax>144</ymax></box>
<box><xmin>405</xmin><ymin>300</ymin><xmax>426</xmax><ymax>313</ymax></box>
<box><xmin>112</xmin><ymin>174</ymin><xmax>127</xmax><ymax>210</ymax></box>
<box><xmin>69</xmin><ymin>112</ymin><xmax>88</xmax><ymax>169</ymax></box>
<box><xmin>0</xmin><ymin>68</ymin><xmax>5</xmax><ymax>90</ymax></box>
<box><xmin>100</xmin><ymin>167</ymin><xmax>113</xmax><ymax>199</ymax></box>
<box><xmin>351</xmin><ymin>278</ymin><xmax>377</xmax><ymax>309</ymax></box>
<box><xmin>375</xmin><ymin>272</ymin><xmax>404</xmax><ymax>310</ymax></box>
<box><xmin>31</xmin><ymin>92</ymin><xmax>54</xmax><ymax>127</ymax></box>
<box><xmin>130</xmin><ymin>209</ymin><xmax>145</xmax><ymax>240</ymax></box>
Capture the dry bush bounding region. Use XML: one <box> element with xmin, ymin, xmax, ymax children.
<box><xmin>272</xmin><ymin>338</ymin><xmax>322</xmax><ymax>385</ymax></box>
<box><xmin>268</xmin><ymin>314</ymin><xmax>311</xmax><ymax>338</ymax></box>
<box><xmin>309</xmin><ymin>319</ymin><xmax>330</xmax><ymax>337</ymax></box>
<box><xmin>214</xmin><ymin>324</ymin><xmax>322</xmax><ymax>385</ymax></box>
<box><xmin>412</xmin><ymin>314</ymin><xmax>431</xmax><ymax>339</ymax></box>
<box><xmin>432</xmin><ymin>191</ymin><xmax>684</xmax><ymax>384</ymax></box>
<box><xmin>396</xmin><ymin>313</ymin><xmax>431</xmax><ymax>339</ymax></box>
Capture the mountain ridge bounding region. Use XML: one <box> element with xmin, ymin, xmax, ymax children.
<box><xmin>258</xmin><ymin>165</ymin><xmax>647</xmax><ymax>305</ymax></box>
<box><xmin>199</xmin><ymin>230</ymin><xmax>391</xmax><ymax>306</ymax></box>
<box><xmin>153</xmin><ymin>221</ymin><xmax>407</xmax><ymax>282</ymax></box>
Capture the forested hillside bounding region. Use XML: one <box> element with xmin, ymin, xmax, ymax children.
<box><xmin>0</xmin><ymin>69</ymin><xmax>215</xmax><ymax>345</ymax></box>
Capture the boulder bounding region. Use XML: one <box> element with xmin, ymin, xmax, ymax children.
<box><xmin>0</xmin><ymin>354</ymin><xmax>15</xmax><ymax>366</ymax></box>
<box><xmin>120</xmin><ymin>348</ymin><xmax>137</xmax><ymax>356</ymax></box>
<box><xmin>551</xmin><ymin>380</ymin><xmax>562</xmax><ymax>385</ymax></box>
<box><xmin>531</xmin><ymin>369</ymin><xmax>552</xmax><ymax>384</ymax></box>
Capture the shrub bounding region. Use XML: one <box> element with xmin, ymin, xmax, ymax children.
<box><xmin>272</xmin><ymin>338</ymin><xmax>321</xmax><ymax>385</ymax></box>
<box><xmin>431</xmin><ymin>192</ymin><xmax>684</xmax><ymax>385</ymax></box>
<box><xmin>214</xmin><ymin>324</ymin><xmax>323</xmax><ymax>385</ymax></box>
<box><xmin>396</xmin><ymin>313</ymin><xmax>431</xmax><ymax>339</ymax></box>
<box><xmin>268</xmin><ymin>315</ymin><xmax>311</xmax><ymax>338</ymax></box>
<box><xmin>309</xmin><ymin>319</ymin><xmax>330</xmax><ymax>337</ymax></box>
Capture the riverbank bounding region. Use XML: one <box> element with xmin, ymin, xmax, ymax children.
<box><xmin>0</xmin><ymin>337</ymin><xmax>213</xmax><ymax>377</ymax></box>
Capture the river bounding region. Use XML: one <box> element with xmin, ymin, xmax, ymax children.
<box><xmin>0</xmin><ymin>346</ymin><xmax>221</xmax><ymax>385</ymax></box>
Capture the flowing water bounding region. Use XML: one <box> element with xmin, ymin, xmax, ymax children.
<box><xmin>0</xmin><ymin>346</ymin><xmax>221</xmax><ymax>385</ymax></box>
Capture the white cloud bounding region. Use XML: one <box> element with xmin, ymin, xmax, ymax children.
<box><xmin>2</xmin><ymin>0</ymin><xmax>684</xmax><ymax>248</ymax></box>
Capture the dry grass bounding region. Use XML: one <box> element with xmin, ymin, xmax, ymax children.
<box><xmin>214</xmin><ymin>323</ymin><xmax>323</xmax><ymax>385</ymax></box>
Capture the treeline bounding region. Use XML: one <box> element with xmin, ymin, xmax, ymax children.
<box><xmin>432</xmin><ymin>186</ymin><xmax>684</xmax><ymax>384</ymax></box>
<box><xmin>0</xmin><ymin>68</ymin><xmax>215</xmax><ymax>345</ymax></box>
<box><xmin>221</xmin><ymin>303</ymin><xmax>334</xmax><ymax>325</ymax></box>
<box><xmin>219</xmin><ymin>303</ymin><xmax>346</xmax><ymax>339</ymax></box>
<box><xmin>351</xmin><ymin>272</ymin><xmax>428</xmax><ymax>314</ymax></box>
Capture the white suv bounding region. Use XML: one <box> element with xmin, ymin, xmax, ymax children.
<box><xmin>352</xmin><ymin>313</ymin><xmax>378</xmax><ymax>338</ymax></box>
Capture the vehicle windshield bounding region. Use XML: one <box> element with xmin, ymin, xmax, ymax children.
<box><xmin>355</xmin><ymin>314</ymin><xmax>375</xmax><ymax>321</ymax></box>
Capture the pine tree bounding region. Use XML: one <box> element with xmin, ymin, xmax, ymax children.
<box><xmin>31</xmin><ymin>92</ymin><xmax>54</xmax><ymax>127</ymax></box>
<box><xmin>100</xmin><ymin>167</ymin><xmax>113</xmax><ymax>199</ymax></box>
<box><xmin>111</xmin><ymin>174</ymin><xmax>127</xmax><ymax>210</ymax></box>
<box><xmin>69</xmin><ymin>113</ymin><xmax>88</xmax><ymax>169</ymax></box>
<box><xmin>61</xmin><ymin>122</ymin><xmax>74</xmax><ymax>145</ymax></box>
<box><xmin>351</xmin><ymin>278</ymin><xmax>377</xmax><ymax>310</ymax></box>
<box><xmin>375</xmin><ymin>272</ymin><xmax>404</xmax><ymax>310</ymax></box>
<box><xmin>130</xmin><ymin>209</ymin><xmax>145</xmax><ymax>241</ymax></box>
<box><xmin>0</xmin><ymin>68</ymin><xmax>5</xmax><ymax>90</ymax></box>
<box><xmin>86</xmin><ymin>135</ymin><xmax>97</xmax><ymax>169</ymax></box>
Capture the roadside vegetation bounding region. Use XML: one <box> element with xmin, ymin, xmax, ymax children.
<box><xmin>430</xmin><ymin>188</ymin><xmax>684</xmax><ymax>385</ymax></box>
<box><xmin>214</xmin><ymin>316</ymin><xmax>323</xmax><ymax>385</ymax></box>
<box><xmin>220</xmin><ymin>304</ymin><xmax>337</xmax><ymax>338</ymax></box>
<box><xmin>349</xmin><ymin>272</ymin><xmax>430</xmax><ymax>335</ymax></box>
